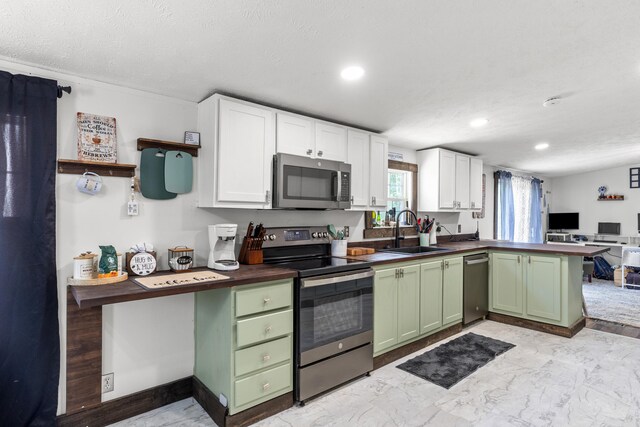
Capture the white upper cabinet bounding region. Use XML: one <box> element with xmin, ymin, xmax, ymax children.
<box><xmin>417</xmin><ymin>148</ymin><xmax>480</xmax><ymax>212</ymax></box>
<box><xmin>469</xmin><ymin>157</ymin><xmax>483</xmax><ymax>210</ymax></box>
<box><xmin>197</xmin><ymin>96</ymin><xmax>275</xmax><ymax>208</ymax></box>
<box><xmin>315</xmin><ymin>122</ymin><xmax>347</xmax><ymax>162</ymax></box>
<box><xmin>276</xmin><ymin>115</ymin><xmax>347</xmax><ymax>162</ymax></box>
<box><xmin>347</xmin><ymin>130</ymin><xmax>370</xmax><ymax>208</ymax></box>
<box><xmin>347</xmin><ymin>132</ymin><xmax>388</xmax><ymax>211</ymax></box>
<box><xmin>369</xmin><ymin>135</ymin><xmax>389</xmax><ymax>208</ymax></box>
<box><xmin>454</xmin><ymin>154</ymin><xmax>470</xmax><ymax>209</ymax></box>
<box><xmin>276</xmin><ymin>113</ymin><xmax>315</xmax><ymax>158</ymax></box>
<box><xmin>438</xmin><ymin>150</ymin><xmax>456</xmax><ymax>209</ymax></box>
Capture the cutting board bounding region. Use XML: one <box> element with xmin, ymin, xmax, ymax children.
<box><xmin>140</xmin><ymin>148</ymin><xmax>177</xmax><ymax>200</ymax></box>
<box><xmin>164</xmin><ymin>151</ymin><xmax>193</xmax><ymax>193</ymax></box>
<box><xmin>346</xmin><ymin>247</ymin><xmax>376</xmax><ymax>256</ymax></box>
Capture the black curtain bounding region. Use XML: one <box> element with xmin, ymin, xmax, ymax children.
<box><xmin>0</xmin><ymin>71</ymin><xmax>59</xmax><ymax>425</ymax></box>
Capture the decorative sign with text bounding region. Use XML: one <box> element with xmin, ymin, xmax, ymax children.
<box><xmin>77</xmin><ymin>112</ymin><xmax>117</xmax><ymax>163</ymax></box>
<box><xmin>388</xmin><ymin>152</ymin><xmax>404</xmax><ymax>161</ymax></box>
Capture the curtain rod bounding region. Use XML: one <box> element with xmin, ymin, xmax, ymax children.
<box><xmin>494</xmin><ymin>170</ymin><xmax>544</xmax><ymax>183</ymax></box>
<box><xmin>57</xmin><ymin>85</ymin><xmax>71</xmax><ymax>98</ymax></box>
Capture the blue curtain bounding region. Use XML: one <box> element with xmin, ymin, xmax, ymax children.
<box><xmin>530</xmin><ymin>178</ymin><xmax>543</xmax><ymax>243</ymax></box>
<box><xmin>496</xmin><ymin>171</ymin><xmax>514</xmax><ymax>240</ymax></box>
<box><xmin>0</xmin><ymin>71</ymin><xmax>59</xmax><ymax>425</ymax></box>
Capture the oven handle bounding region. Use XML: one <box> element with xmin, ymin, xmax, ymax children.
<box><xmin>301</xmin><ymin>269</ymin><xmax>375</xmax><ymax>288</ymax></box>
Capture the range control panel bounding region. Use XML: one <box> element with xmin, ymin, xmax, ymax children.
<box><xmin>262</xmin><ymin>226</ymin><xmax>331</xmax><ymax>248</ymax></box>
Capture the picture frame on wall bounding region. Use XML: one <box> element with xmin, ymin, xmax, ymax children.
<box><xmin>184</xmin><ymin>131</ymin><xmax>201</xmax><ymax>146</ymax></box>
<box><xmin>631</xmin><ymin>167</ymin><xmax>640</xmax><ymax>189</ymax></box>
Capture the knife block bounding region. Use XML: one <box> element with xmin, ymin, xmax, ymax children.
<box><xmin>238</xmin><ymin>237</ymin><xmax>264</xmax><ymax>265</ymax></box>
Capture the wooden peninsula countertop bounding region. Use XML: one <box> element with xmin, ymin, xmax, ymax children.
<box><xmin>70</xmin><ymin>265</ymin><xmax>297</xmax><ymax>309</ymax></box>
<box><xmin>344</xmin><ymin>239</ymin><xmax>609</xmax><ymax>265</ymax></box>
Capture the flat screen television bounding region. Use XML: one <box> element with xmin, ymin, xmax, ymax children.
<box><xmin>548</xmin><ymin>212</ymin><xmax>579</xmax><ymax>231</ymax></box>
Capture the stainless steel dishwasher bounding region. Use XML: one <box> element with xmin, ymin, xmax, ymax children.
<box><xmin>463</xmin><ymin>253</ymin><xmax>489</xmax><ymax>324</ymax></box>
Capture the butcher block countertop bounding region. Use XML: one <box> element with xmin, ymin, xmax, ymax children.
<box><xmin>69</xmin><ymin>240</ymin><xmax>607</xmax><ymax>309</ymax></box>
<box><xmin>69</xmin><ymin>265</ymin><xmax>297</xmax><ymax>309</ymax></box>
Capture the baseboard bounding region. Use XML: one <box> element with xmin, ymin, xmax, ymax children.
<box><xmin>56</xmin><ymin>377</ymin><xmax>192</xmax><ymax>427</ymax></box>
<box><xmin>192</xmin><ymin>376</ymin><xmax>294</xmax><ymax>427</ymax></box>
<box><xmin>373</xmin><ymin>323</ymin><xmax>463</xmax><ymax>370</ymax></box>
<box><xmin>487</xmin><ymin>312</ymin><xmax>585</xmax><ymax>338</ymax></box>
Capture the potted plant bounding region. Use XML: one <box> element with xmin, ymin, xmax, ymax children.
<box><xmin>327</xmin><ymin>224</ymin><xmax>347</xmax><ymax>256</ymax></box>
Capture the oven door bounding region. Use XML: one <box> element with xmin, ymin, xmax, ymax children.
<box><xmin>297</xmin><ymin>269</ymin><xmax>373</xmax><ymax>366</ymax></box>
<box><xmin>273</xmin><ymin>153</ymin><xmax>351</xmax><ymax>209</ymax></box>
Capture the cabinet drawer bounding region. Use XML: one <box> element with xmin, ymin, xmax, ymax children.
<box><xmin>234</xmin><ymin>363</ymin><xmax>291</xmax><ymax>408</ymax></box>
<box><xmin>235</xmin><ymin>281</ymin><xmax>291</xmax><ymax>317</ymax></box>
<box><xmin>234</xmin><ymin>336</ymin><xmax>291</xmax><ymax>377</ymax></box>
<box><xmin>236</xmin><ymin>309</ymin><xmax>293</xmax><ymax>348</ymax></box>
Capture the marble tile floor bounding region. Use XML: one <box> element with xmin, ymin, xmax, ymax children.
<box><xmin>110</xmin><ymin>320</ymin><xmax>640</xmax><ymax>427</ymax></box>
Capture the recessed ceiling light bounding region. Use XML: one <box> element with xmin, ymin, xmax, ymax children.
<box><xmin>535</xmin><ymin>142</ymin><xmax>550</xmax><ymax>150</ymax></box>
<box><xmin>341</xmin><ymin>66</ymin><xmax>365</xmax><ymax>81</ymax></box>
<box><xmin>469</xmin><ymin>118</ymin><xmax>489</xmax><ymax>128</ymax></box>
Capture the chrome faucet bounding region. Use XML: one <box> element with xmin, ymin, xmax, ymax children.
<box><xmin>395</xmin><ymin>209</ymin><xmax>419</xmax><ymax>248</ymax></box>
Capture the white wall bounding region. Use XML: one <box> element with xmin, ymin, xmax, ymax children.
<box><xmin>550</xmin><ymin>163</ymin><xmax>639</xmax><ymax>237</ymax></box>
<box><xmin>550</xmin><ymin>163</ymin><xmax>640</xmax><ymax>264</ymax></box>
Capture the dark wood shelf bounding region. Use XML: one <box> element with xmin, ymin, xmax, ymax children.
<box><xmin>597</xmin><ymin>197</ymin><xmax>625</xmax><ymax>201</ymax></box>
<box><xmin>137</xmin><ymin>138</ymin><xmax>200</xmax><ymax>157</ymax></box>
<box><xmin>57</xmin><ymin>159</ymin><xmax>136</xmax><ymax>177</ymax></box>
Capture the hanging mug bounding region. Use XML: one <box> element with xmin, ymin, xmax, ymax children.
<box><xmin>76</xmin><ymin>172</ymin><xmax>103</xmax><ymax>195</ymax></box>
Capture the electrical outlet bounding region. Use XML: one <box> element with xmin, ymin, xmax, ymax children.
<box><xmin>102</xmin><ymin>373</ymin><xmax>114</xmax><ymax>393</ymax></box>
<box><xmin>344</xmin><ymin>226</ymin><xmax>349</xmax><ymax>238</ymax></box>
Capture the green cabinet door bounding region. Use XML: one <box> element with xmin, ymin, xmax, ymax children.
<box><xmin>491</xmin><ymin>252</ymin><xmax>524</xmax><ymax>315</ymax></box>
<box><xmin>374</xmin><ymin>268</ymin><xmax>398</xmax><ymax>353</ymax></box>
<box><xmin>397</xmin><ymin>265</ymin><xmax>420</xmax><ymax>343</ymax></box>
<box><xmin>420</xmin><ymin>260</ymin><xmax>443</xmax><ymax>335</ymax></box>
<box><xmin>526</xmin><ymin>255</ymin><xmax>562</xmax><ymax>321</ymax></box>
<box><xmin>442</xmin><ymin>257</ymin><xmax>463</xmax><ymax>324</ymax></box>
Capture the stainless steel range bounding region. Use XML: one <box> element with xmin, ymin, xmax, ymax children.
<box><xmin>262</xmin><ymin>226</ymin><xmax>374</xmax><ymax>403</ymax></box>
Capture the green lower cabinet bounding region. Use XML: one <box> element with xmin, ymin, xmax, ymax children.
<box><xmin>491</xmin><ymin>252</ymin><xmax>524</xmax><ymax>315</ymax></box>
<box><xmin>526</xmin><ymin>255</ymin><xmax>562</xmax><ymax>321</ymax></box>
<box><xmin>420</xmin><ymin>260</ymin><xmax>443</xmax><ymax>335</ymax></box>
<box><xmin>374</xmin><ymin>256</ymin><xmax>465</xmax><ymax>356</ymax></box>
<box><xmin>373</xmin><ymin>267</ymin><xmax>399</xmax><ymax>353</ymax></box>
<box><xmin>194</xmin><ymin>279</ymin><xmax>294</xmax><ymax>415</ymax></box>
<box><xmin>442</xmin><ymin>257</ymin><xmax>463</xmax><ymax>324</ymax></box>
<box><xmin>489</xmin><ymin>251</ymin><xmax>576</xmax><ymax>327</ymax></box>
<box><xmin>397</xmin><ymin>265</ymin><xmax>420</xmax><ymax>343</ymax></box>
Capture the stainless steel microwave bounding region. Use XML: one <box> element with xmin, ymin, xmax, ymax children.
<box><xmin>272</xmin><ymin>153</ymin><xmax>351</xmax><ymax>209</ymax></box>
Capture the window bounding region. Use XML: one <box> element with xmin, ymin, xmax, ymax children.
<box><xmin>387</xmin><ymin>169</ymin><xmax>412</xmax><ymax>221</ymax></box>
<box><xmin>363</xmin><ymin>161</ymin><xmax>418</xmax><ymax>237</ymax></box>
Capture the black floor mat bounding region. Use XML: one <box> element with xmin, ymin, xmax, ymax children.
<box><xmin>396</xmin><ymin>332</ymin><xmax>515</xmax><ymax>389</ymax></box>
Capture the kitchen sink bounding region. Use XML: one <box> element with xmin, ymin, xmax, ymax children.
<box><xmin>380</xmin><ymin>246</ymin><xmax>452</xmax><ymax>254</ymax></box>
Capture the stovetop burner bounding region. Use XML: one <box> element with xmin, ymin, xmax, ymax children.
<box><xmin>267</xmin><ymin>256</ymin><xmax>370</xmax><ymax>278</ymax></box>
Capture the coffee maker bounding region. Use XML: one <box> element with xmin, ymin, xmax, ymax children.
<box><xmin>207</xmin><ymin>224</ymin><xmax>240</xmax><ymax>271</ymax></box>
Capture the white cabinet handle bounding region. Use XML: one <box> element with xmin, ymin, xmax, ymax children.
<box><xmin>445</xmin><ymin>260</ymin><xmax>449</xmax><ymax>268</ymax></box>
<box><xmin>262</xmin><ymin>353</ymin><xmax>271</xmax><ymax>362</ymax></box>
<box><xmin>517</xmin><ymin>256</ymin><xmax>521</xmax><ymax>263</ymax></box>
<box><xmin>350</xmin><ymin>196</ymin><xmax>354</xmax><ymax>203</ymax></box>
<box><xmin>265</xmin><ymin>190</ymin><xmax>271</xmax><ymax>204</ymax></box>
<box><xmin>306</xmin><ymin>149</ymin><xmax>313</xmax><ymax>155</ymax></box>
<box><xmin>262</xmin><ymin>382</ymin><xmax>271</xmax><ymax>391</ymax></box>
<box><xmin>263</xmin><ymin>297</ymin><xmax>271</xmax><ymax>304</ymax></box>
<box><xmin>317</xmin><ymin>150</ymin><xmax>323</xmax><ymax>157</ymax></box>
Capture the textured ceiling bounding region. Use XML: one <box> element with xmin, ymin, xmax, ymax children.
<box><xmin>2</xmin><ymin>0</ymin><xmax>640</xmax><ymax>176</ymax></box>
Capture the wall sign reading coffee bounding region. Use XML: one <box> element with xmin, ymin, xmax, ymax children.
<box><xmin>77</xmin><ymin>112</ymin><xmax>117</xmax><ymax>163</ymax></box>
